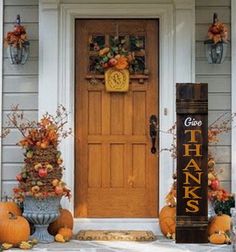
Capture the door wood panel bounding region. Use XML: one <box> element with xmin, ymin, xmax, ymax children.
<box><xmin>75</xmin><ymin>19</ymin><xmax>159</xmax><ymax>217</ymax></box>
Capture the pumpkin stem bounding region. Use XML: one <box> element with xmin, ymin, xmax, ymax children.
<box><xmin>218</xmin><ymin>211</ymin><xmax>223</xmax><ymax>216</ymax></box>
<box><xmin>8</xmin><ymin>211</ymin><xmax>17</xmax><ymax>219</ymax></box>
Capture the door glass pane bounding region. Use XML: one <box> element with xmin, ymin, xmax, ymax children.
<box><xmin>130</xmin><ymin>35</ymin><xmax>145</xmax><ymax>51</ymax></box>
<box><xmin>89</xmin><ymin>35</ymin><xmax>105</xmax><ymax>51</ymax></box>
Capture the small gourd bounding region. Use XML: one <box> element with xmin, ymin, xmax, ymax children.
<box><xmin>55</xmin><ymin>233</ymin><xmax>65</xmax><ymax>243</ymax></box>
<box><xmin>209</xmin><ymin>231</ymin><xmax>227</xmax><ymax>244</ymax></box>
<box><xmin>30</xmin><ymin>239</ymin><xmax>38</xmax><ymax>245</ymax></box>
<box><xmin>1</xmin><ymin>243</ymin><xmax>13</xmax><ymax>250</ymax></box>
<box><xmin>19</xmin><ymin>241</ymin><xmax>33</xmax><ymax>250</ymax></box>
<box><xmin>58</xmin><ymin>227</ymin><xmax>73</xmax><ymax>241</ymax></box>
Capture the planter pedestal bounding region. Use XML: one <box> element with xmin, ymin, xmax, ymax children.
<box><xmin>32</xmin><ymin>225</ymin><xmax>54</xmax><ymax>243</ymax></box>
<box><xmin>23</xmin><ymin>196</ymin><xmax>61</xmax><ymax>243</ymax></box>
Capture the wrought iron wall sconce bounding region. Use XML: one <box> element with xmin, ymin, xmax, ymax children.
<box><xmin>5</xmin><ymin>15</ymin><xmax>30</xmax><ymax>65</ymax></box>
<box><xmin>204</xmin><ymin>13</ymin><xmax>228</xmax><ymax>64</ymax></box>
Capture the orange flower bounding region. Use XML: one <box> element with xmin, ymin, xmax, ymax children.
<box><xmin>115</xmin><ymin>56</ymin><xmax>129</xmax><ymax>70</ymax></box>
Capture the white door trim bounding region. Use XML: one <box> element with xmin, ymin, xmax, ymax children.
<box><xmin>38</xmin><ymin>1</ymin><xmax>195</xmax><ymax>223</ymax></box>
<box><xmin>231</xmin><ymin>0</ymin><xmax>236</xmax><ymax>193</ymax></box>
<box><xmin>0</xmin><ymin>0</ymin><xmax>3</xmax><ymax>197</ymax></box>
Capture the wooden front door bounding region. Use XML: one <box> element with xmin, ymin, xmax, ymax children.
<box><xmin>75</xmin><ymin>19</ymin><xmax>159</xmax><ymax>218</ymax></box>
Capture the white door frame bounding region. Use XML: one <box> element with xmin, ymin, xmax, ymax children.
<box><xmin>231</xmin><ymin>0</ymin><xmax>236</xmax><ymax>193</ymax></box>
<box><xmin>39</xmin><ymin>0</ymin><xmax>195</xmax><ymax>232</ymax></box>
<box><xmin>0</xmin><ymin>0</ymin><xmax>3</xmax><ymax>197</ymax></box>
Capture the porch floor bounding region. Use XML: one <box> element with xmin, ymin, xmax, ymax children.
<box><xmin>8</xmin><ymin>236</ymin><xmax>232</xmax><ymax>252</ymax></box>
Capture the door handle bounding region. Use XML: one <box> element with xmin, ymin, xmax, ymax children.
<box><xmin>149</xmin><ymin>115</ymin><xmax>158</xmax><ymax>154</ymax></box>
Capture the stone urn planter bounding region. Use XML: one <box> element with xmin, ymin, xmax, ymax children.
<box><xmin>2</xmin><ymin>107</ymin><xmax>71</xmax><ymax>243</ymax></box>
<box><xmin>23</xmin><ymin>196</ymin><xmax>61</xmax><ymax>243</ymax></box>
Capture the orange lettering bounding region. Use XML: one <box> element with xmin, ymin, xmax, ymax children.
<box><xmin>183</xmin><ymin>159</ymin><xmax>201</xmax><ymax>171</ymax></box>
<box><xmin>183</xmin><ymin>172</ymin><xmax>203</xmax><ymax>185</ymax></box>
<box><xmin>184</xmin><ymin>130</ymin><xmax>202</xmax><ymax>143</ymax></box>
<box><xmin>183</xmin><ymin>144</ymin><xmax>202</xmax><ymax>157</ymax></box>
<box><xmin>186</xmin><ymin>200</ymin><xmax>199</xmax><ymax>213</ymax></box>
<box><xmin>183</xmin><ymin>186</ymin><xmax>201</xmax><ymax>199</ymax></box>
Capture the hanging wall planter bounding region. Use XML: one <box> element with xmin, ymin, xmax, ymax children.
<box><xmin>204</xmin><ymin>13</ymin><xmax>228</xmax><ymax>64</ymax></box>
<box><xmin>4</xmin><ymin>15</ymin><xmax>30</xmax><ymax>65</ymax></box>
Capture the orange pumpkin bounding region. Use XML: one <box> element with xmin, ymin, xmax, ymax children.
<box><xmin>48</xmin><ymin>208</ymin><xmax>73</xmax><ymax>235</ymax></box>
<box><xmin>58</xmin><ymin>227</ymin><xmax>73</xmax><ymax>241</ymax></box>
<box><xmin>159</xmin><ymin>206</ymin><xmax>176</xmax><ymax>236</ymax></box>
<box><xmin>209</xmin><ymin>231</ymin><xmax>228</xmax><ymax>244</ymax></box>
<box><xmin>208</xmin><ymin>213</ymin><xmax>231</xmax><ymax>236</ymax></box>
<box><xmin>0</xmin><ymin>212</ymin><xmax>30</xmax><ymax>246</ymax></box>
<box><xmin>0</xmin><ymin>201</ymin><xmax>22</xmax><ymax>217</ymax></box>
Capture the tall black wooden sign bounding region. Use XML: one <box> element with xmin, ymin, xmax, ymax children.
<box><xmin>176</xmin><ymin>83</ymin><xmax>208</xmax><ymax>243</ymax></box>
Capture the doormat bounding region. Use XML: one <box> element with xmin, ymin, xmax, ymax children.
<box><xmin>76</xmin><ymin>230</ymin><xmax>156</xmax><ymax>241</ymax></box>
